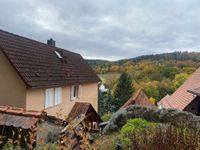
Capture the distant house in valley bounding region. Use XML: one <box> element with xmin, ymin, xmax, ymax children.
<box><xmin>99</xmin><ymin>84</ymin><xmax>108</xmax><ymax>92</ymax></box>
<box><xmin>0</xmin><ymin>105</ymin><xmax>65</xmax><ymax>149</ymax></box>
<box><xmin>121</xmin><ymin>89</ymin><xmax>155</xmax><ymax>108</ymax></box>
<box><xmin>158</xmin><ymin>68</ymin><xmax>200</xmax><ymax>115</ymax></box>
<box><xmin>0</xmin><ymin>29</ymin><xmax>100</xmax><ymax>117</ymax></box>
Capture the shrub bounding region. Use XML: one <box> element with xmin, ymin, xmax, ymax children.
<box><xmin>104</xmin><ymin>105</ymin><xmax>200</xmax><ymax>134</ymax></box>
<box><xmin>121</xmin><ymin>118</ymin><xmax>152</xmax><ymax>136</ymax></box>
<box><xmin>119</xmin><ymin>118</ymin><xmax>156</xmax><ymax>149</ymax></box>
<box><xmin>3</xmin><ymin>143</ymin><xmax>20</xmax><ymax>150</ymax></box>
<box><xmin>101</xmin><ymin>112</ymin><xmax>113</xmax><ymax>122</ymax></box>
<box><xmin>129</xmin><ymin>125</ymin><xmax>200</xmax><ymax>150</ymax></box>
<box><xmin>34</xmin><ymin>143</ymin><xmax>58</xmax><ymax>150</ymax></box>
<box><xmin>97</xmin><ymin>124</ymin><xmax>200</xmax><ymax>150</ymax></box>
<box><xmin>95</xmin><ymin>132</ymin><xmax>118</xmax><ymax>150</ymax></box>
<box><xmin>104</xmin><ymin>108</ymin><xmax>128</xmax><ymax>133</ymax></box>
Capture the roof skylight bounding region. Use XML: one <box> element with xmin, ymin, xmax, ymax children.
<box><xmin>55</xmin><ymin>51</ymin><xmax>63</xmax><ymax>59</ymax></box>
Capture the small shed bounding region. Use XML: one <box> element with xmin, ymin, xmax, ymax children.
<box><xmin>0</xmin><ymin>106</ymin><xmax>65</xmax><ymax>149</ymax></box>
<box><xmin>67</xmin><ymin>102</ymin><xmax>102</xmax><ymax>131</ymax></box>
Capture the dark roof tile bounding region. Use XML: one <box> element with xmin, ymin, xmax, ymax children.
<box><xmin>0</xmin><ymin>29</ymin><xmax>100</xmax><ymax>88</ymax></box>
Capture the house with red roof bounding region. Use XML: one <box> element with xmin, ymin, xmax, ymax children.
<box><xmin>158</xmin><ymin>68</ymin><xmax>200</xmax><ymax>115</ymax></box>
<box><xmin>0</xmin><ymin>29</ymin><xmax>100</xmax><ymax>117</ymax></box>
<box><xmin>121</xmin><ymin>89</ymin><xmax>155</xmax><ymax>108</ymax></box>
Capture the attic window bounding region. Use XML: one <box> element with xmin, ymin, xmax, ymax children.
<box><xmin>35</xmin><ymin>72</ymin><xmax>40</xmax><ymax>77</ymax></box>
<box><xmin>55</xmin><ymin>51</ymin><xmax>63</xmax><ymax>59</ymax></box>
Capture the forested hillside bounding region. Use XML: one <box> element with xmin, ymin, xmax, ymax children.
<box><xmin>87</xmin><ymin>51</ymin><xmax>200</xmax><ymax>103</ymax></box>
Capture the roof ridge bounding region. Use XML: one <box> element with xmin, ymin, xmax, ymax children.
<box><xmin>130</xmin><ymin>89</ymin><xmax>142</xmax><ymax>100</ymax></box>
<box><xmin>121</xmin><ymin>89</ymin><xmax>153</xmax><ymax>108</ymax></box>
<box><xmin>0</xmin><ymin>29</ymin><xmax>100</xmax><ymax>87</ymax></box>
<box><xmin>0</xmin><ymin>29</ymin><xmax>80</xmax><ymax>55</ymax></box>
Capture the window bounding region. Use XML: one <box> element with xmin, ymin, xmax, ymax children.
<box><xmin>55</xmin><ymin>87</ymin><xmax>62</xmax><ymax>105</ymax></box>
<box><xmin>54</xmin><ymin>51</ymin><xmax>63</xmax><ymax>59</ymax></box>
<box><xmin>45</xmin><ymin>88</ymin><xmax>54</xmax><ymax>108</ymax></box>
<box><xmin>45</xmin><ymin>87</ymin><xmax>62</xmax><ymax>108</ymax></box>
<box><xmin>71</xmin><ymin>85</ymin><xmax>80</xmax><ymax>100</ymax></box>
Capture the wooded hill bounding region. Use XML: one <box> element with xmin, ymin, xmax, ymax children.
<box><xmin>87</xmin><ymin>51</ymin><xmax>200</xmax><ymax>102</ymax></box>
<box><xmin>87</xmin><ymin>51</ymin><xmax>200</xmax><ymax>70</ymax></box>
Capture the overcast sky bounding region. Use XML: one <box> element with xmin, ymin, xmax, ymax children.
<box><xmin>1</xmin><ymin>0</ymin><xmax>200</xmax><ymax>60</ymax></box>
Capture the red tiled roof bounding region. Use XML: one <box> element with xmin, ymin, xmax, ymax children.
<box><xmin>0</xmin><ymin>105</ymin><xmax>45</xmax><ymax>117</ymax></box>
<box><xmin>0</xmin><ymin>105</ymin><xmax>46</xmax><ymax>129</ymax></box>
<box><xmin>121</xmin><ymin>89</ymin><xmax>155</xmax><ymax>108</ymax></box>
<box><xmin>0</xmin><ymin>113</ymin><xmax>39</xmax><ymax>129</ymax></box>
<box><xmin>0</xmin><ymin>29</ymin><xmax>100</xmax><ymax>88</ymax></box>
<box><xmin>0</xmin><ymin>105</ymin><xmax>65</xmax><ymax>128</ymax></box>
<box><xmin>158</xmin><ymin>68</ymin><xmax>200</xmax><ymax>110</ymax></box>
<box><xmin>67</xmin><ymin>102</ymin><xmax>102</xmax><ymax>123</ymax></box>
<box><xmin>157</xmin><ymin>94</ymin><xmax>171</xmax><ymax>108</ymax></box>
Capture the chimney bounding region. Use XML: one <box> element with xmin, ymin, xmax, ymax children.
<box><xmin>47</xmin><ymin>38</ymin><xmax>56</xmax><ymax>47</ymax></box>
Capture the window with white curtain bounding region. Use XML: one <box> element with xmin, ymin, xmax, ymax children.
<box><xmin>45</xmin><ymin>87</ymin><xmax>62</xmax><ymax>108</ymax></box>
<box><xmin>45</xmin><ymin>88</ymin><xmax>54</xmax><ymax>108</ymax></box>
<box><xmin>55</xmin><ymin>87</ymin><xmax>62</xmax><ymax>105</ymax></box>
<box><xmin>71</xmin><ymin>85</ymin><xmax>80</xmax><ymax>100</ymax></box>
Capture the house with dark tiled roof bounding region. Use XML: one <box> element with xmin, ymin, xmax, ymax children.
<box><xmin>121</xmin><ymin>89</ymin><xmax>155</xmax><ymax>108</ymax></box>
<box><xmin>158</xmin><ymin>68</ymin><xmax>200</xmax><ymax>115</ymax></box>
<box><xmin>0</xmin><ymin>29</ymin><xmax>100</xmax><ymax>117</ymax></box>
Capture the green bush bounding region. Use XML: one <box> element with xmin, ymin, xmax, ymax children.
<box><xmin>97</xmin><ymin>123</ymin><xmax>200</xmax><ymax>150</ymax></box>
<box><xmin>118</xmin><ymin>118</ymin><xmax>155</xmax><ymax>149</ymax></box>
<box><xmin>3</xmin><ymin>143</ymin><xmax>20</xmax><ymax>150</ymax></box>
<box><xmin>101</xmin><ymin>112</ymin><xmax>113</xmax><ymax>122</ymax></box>
<box><xmin>104</xmin><ymin>105</ymin><xmax>200</xmax><ymax>134</ymax></box>
<box><xmin>34</xmin><ymin>143</ymin><xmax>58</xmax><ymax>150</ymax></box>
<box><xmin>121</xmin><ymin>118</ymin><xmax>152</xmax><ymax>136</ymax></box>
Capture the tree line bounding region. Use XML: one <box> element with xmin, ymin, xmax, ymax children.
<box><xmin>91</xmin><ymin>51</ymin><xmax>200</xmax><ymax>116</ymax></box>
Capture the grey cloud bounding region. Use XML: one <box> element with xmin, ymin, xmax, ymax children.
<box><xmin>0</xmin><ymin>0</ymin><xmax>200</xmax><ymax>60</ymax></box>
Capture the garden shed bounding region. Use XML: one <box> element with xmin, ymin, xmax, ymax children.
<box><xmin>67</xmin><ymin>102</ymin><xmax>102</xmax><ymax>131</ymax></box>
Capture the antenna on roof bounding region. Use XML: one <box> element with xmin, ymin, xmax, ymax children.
<box><xmin>47</xmin><ymin>38</ymin><xmax>56</xmax><ymax>47</ymax></box>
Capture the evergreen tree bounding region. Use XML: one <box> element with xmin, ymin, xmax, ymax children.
<box><xmin>113</xmin><ymin>72</ymin><xmax>133</xmax><ymax>109</ymax></box>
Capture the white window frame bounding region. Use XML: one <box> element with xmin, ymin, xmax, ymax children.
<box><xmin>71</xmin><ymin>85</ymin><xmax>80</xmax><ymax>100</ymax></box>
<box><xmin>55</xmin><ymin>87</ymin><xmax>62</xmax><ymax>105</ymax></box>
<box><xmin>45</xmin><ymin>88</ymin><xmax>54</xmax><ymax>108</ymax></box>
<box><xmin>54</xmin><ymin>51</ymin><xmax>63</xmax><ymax>59</ymax></box>
<box><xmin>45</xmin><ymin>87</ymin><xmax>62</xmax><ymax>108</ymax></box>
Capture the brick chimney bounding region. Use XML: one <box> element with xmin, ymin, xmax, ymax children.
<box><xmin>47</xmin><ymin>38</ymin><xmax>56</xmax><ymax>47</ymax></box>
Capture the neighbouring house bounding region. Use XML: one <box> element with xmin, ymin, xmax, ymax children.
<box><xmin>158</xmin><ymin>67</ymin><xmax>200</xmax><ymax>115</ymax></box>
<box><xmin>99</xmin><ymin>84</ymin><xmax>108</xmax><ymax>92</ymax></box>
<box><xmin>67</xmin><ymin>102</ymin><xmax>102</xmax><ymax>131</ymax></box>
<box><xmin>121</xmin><ymin>89</ymin><xmax>155</xmax><ymax>108</ymax></box>
<box><xmin>0</xmin><ymin>105</ymin><xmax>65</xmax><ymax>149</ymax></box>
<box><xmin>0</xmin><ymin>29</ymin><xmax>100</xmax><ymax>117</ymax></box>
